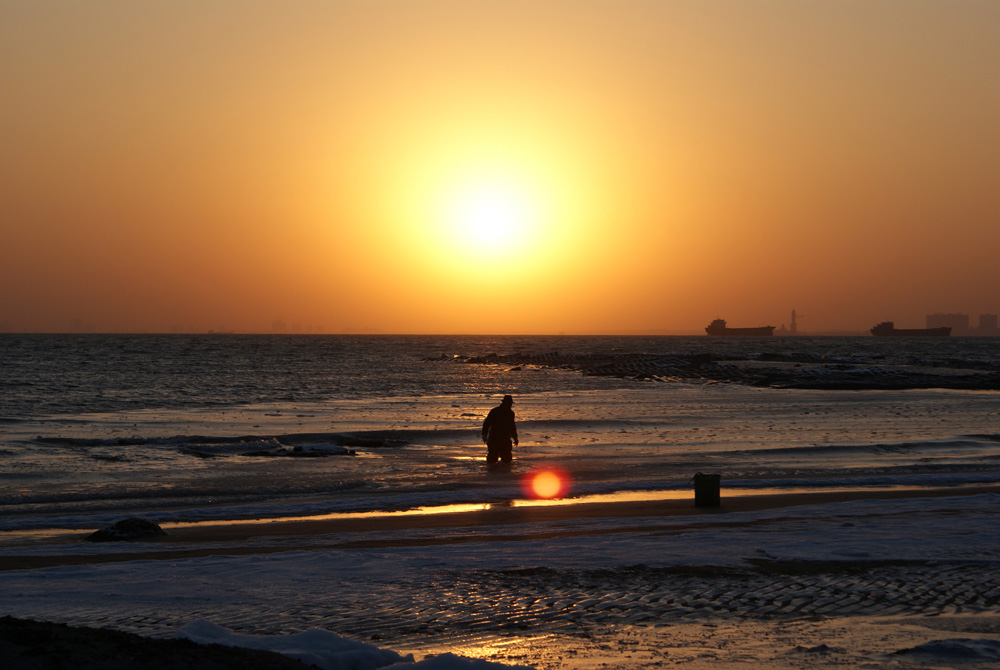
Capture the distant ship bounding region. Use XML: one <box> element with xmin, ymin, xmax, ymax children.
<box><xmin>870</xmin><ymin>321</ymin><xmax>951</xmax><ymax>337</ymax></box>
<box><xmin>705</xmin><ymin>319</ymin><xmax>775</xmax><ymax>337</ymax></box>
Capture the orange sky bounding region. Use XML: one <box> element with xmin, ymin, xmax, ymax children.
<box><xmin>2</xmin><ymin>1</ymin><xmax>998</xmax><ymax>334</ymax></box>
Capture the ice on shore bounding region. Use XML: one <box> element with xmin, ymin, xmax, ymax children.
<box><xmin>178</xmin><ymin>620</ymin><xmax>534</xmax><ymax>670</ymax></box>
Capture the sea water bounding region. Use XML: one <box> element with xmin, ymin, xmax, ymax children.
<box><xmin>2</xmin><ymin>334</ymin><xmax>999</xmax><ymax>535</ymax></box>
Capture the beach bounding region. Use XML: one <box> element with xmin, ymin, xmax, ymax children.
<box><xmin>2</xmin><ymin>334</ymin><xmax>1000</xmax><ymax>668</ymax></box>
<box><xmin>3</xmin><ymin>486</ymin><xmax>1000</xmax><ymax>668</ymax></box>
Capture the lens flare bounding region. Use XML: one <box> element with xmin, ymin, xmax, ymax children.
<box><xmin>523</xmin><ymin>468</ymin><xmax>571</xmax><ymax>500</ymax></box>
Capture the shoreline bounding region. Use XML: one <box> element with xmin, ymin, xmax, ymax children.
<box><xmin>3</xmin><ymin>484</ymin><xmax>996</xmax><ymax>572</ymax></box>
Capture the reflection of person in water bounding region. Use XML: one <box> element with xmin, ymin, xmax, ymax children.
<box><xmin>482</xmin><ymin>394</ymin><xmax>519</xmax><ymax>465</ymax></box>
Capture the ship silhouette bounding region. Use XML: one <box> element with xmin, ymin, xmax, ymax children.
<box><xmin>870</xmin><ymin>322</ymin><xmax>951</xmax><ymax>337</ymax></box>
<box><xmin>705</xmin><ymin>319</ymin><xmax>775</xmax><ymax>337</ymax></box>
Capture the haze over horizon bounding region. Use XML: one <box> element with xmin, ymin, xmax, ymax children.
<box><xmin>3</xmin><ymin>1</ymin><xmax>998</xmax><ymax>336</ymax></box>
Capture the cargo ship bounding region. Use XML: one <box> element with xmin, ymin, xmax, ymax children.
<box><xmin>870</xmin><ymin>321</ymin><xmax>951</xmax><ymax>337</ymax></box>
<box><xmin>705</xmin><ymin>319</ymin><xmax>775</xmax><ymax>337</ymax></box>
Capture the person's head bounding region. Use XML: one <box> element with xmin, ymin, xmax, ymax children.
<box><xmin>501</xmin><ymin>394</ymin><xmax>513</xmax><ymax>407</ymax></box>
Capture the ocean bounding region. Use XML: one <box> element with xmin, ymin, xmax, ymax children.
<box><xmin>2</xmin><ymin>334</ymin><xmax>1000</xmax><ymax>537</ymax></box>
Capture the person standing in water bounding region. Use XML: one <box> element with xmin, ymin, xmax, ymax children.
<box><xmin>482</xmin><ymin>394</ymin><xmax>519</xmax><ymax>465</ymax></box>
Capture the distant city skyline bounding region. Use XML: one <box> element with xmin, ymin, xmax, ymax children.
<box><xmin>4</xmin><ymin>307</ymin><xmax>1000</xmax><ymax>336</ymax></box>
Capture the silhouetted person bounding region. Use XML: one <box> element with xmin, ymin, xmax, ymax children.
<box><xmin>482</xmin><ymin>394</ymin><xmax>518</xmax><ymax>465</ymax></box>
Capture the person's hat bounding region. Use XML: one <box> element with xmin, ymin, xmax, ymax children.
<box><xmin>502</xmin><ymin>394</ymin><xmax>514</xmax><ymax>404</ymax></box>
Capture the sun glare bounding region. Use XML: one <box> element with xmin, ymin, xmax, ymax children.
<box><xmin>523</xmin><ymin>468</ymin><xmax>571</xmax><ymax>500</ymax></box>
<box><xmin>378</xmin><ymin>128</ymin><xmax>603</xmax><ymax>296</ymax></box>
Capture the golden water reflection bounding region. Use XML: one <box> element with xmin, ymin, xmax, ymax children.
<box><xmin>2</xmin><ymin>485</ymin><xmax>943</xmax><ymax>545</ymax></box>
<box><xmin>170</xmin><ymin>484</ymin><xmax>932</xmax><ymax>529</ymax></box>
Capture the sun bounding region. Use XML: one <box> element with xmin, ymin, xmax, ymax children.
<box><xmin>446</xmin><ymin>179</ymin><xmax>536</xmax><ymax>252</ymax></box>
<box><xmin>451</xmin><ymin>184</ymin><xmax>528</xmax><ymax>246</ymax></box>
<box><xmin>383</xmin><ymin>137</ymin><xmax>596</xmax><ymax>288</ymax></box>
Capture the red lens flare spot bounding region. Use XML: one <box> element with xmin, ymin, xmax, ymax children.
<box><xmin>523</xmin><ymin>468</ymin><xmax>571</xmax><ymax>500</ymax></box>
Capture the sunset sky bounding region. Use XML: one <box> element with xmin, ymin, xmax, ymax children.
<box><xmin>2</xmin><ymin>1</ymin><xmax>998</xmax><ymax>334</ymax></box>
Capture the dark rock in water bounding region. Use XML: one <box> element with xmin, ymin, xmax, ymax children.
<box><xmin>242</xmin><ymin>443</ymin><xmax>357</xmax><ymax>457</ymax></box>
<box><xmin>87</xmin><ymin>518</ymin><xmax>166</xmax><ymax>542</ymax></box>
<box><xmin>288</xmin><ymin>444</ymin><xmax>356</xmax><ymax>457</ymax></box>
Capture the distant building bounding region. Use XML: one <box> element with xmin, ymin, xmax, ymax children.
<box><xmin>927</xmin><ymin>313</ymin><xmax>970</xmax><ymax>336</ymax></box>
<box><xmin>775</xmin><ymin>309</ymin><xmax>800</xmax><ymax>336</ymax></box>
<box><xmin>978</xmin><ymin>314</ymin><xmax>999</xmax><ymax>336</ymax></box>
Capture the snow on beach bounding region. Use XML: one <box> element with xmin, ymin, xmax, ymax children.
<box><xmin>175</xmin><ymin>620</ymin><xmax>534</xmax><ymax>669</ymax></box>
<box><xmin>2</xmin><ymin>492</ymin><xmax>1000</xmax><ymax>668</ymax></box>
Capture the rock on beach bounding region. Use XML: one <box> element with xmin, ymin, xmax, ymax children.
<box><xmin>86</xmin><ymin>518</ymin><xmax>166</xmax><ymax>542</ymax></box>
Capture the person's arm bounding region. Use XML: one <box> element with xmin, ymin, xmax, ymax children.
<box><xmin>511</xmin><ymin>413</ymin><xmax>518</xmax><ymax>446</ymax></box>
<box><xmin>482</xmin><ymin>411</ymin><xmax>492</xmax><ymax>443</ymax></box>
